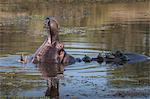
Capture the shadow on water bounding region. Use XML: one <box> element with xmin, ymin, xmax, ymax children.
<box><xmin>0</xmin><ymin>0</ymin><xmax>150</xmax><ymax>98</ymax></box>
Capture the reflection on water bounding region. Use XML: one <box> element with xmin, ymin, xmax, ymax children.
<box><xmin>37</xmin><ymin>62</ymin><xmax>65</xmax><ymax>98</ymax></box>
<box><xmin>0</xmin><ymin>0</ymin><xmax>150</xmax><ymax>98</ymax></box>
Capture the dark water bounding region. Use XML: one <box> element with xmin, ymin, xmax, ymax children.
<box><xmin>0</xmin><ymin>1</ymin><xmax>150</xmax><ymax>98</ymax></box>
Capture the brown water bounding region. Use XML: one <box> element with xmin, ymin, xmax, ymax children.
<box><xmin>0</xmin><ymin>1</ymin><xmax>150</xmax><ymax>98</ymax></box>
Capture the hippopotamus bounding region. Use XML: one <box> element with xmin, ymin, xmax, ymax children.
<box><xmin>31</xmin><ymin>17</ymin><xmax>76</xmax><ymax>65</ymax></box>
<box><xmin>18</xmin><ymin>17</ymin><xmax>75</xmax><ymax>65</ymax></box>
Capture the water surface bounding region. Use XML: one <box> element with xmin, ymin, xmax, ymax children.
<box><xmin>0</xmin><ymin>1</ymin><xmax>150</xmax><ymax>98</ymax></box>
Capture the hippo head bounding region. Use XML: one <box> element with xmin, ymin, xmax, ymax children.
<box><xmin>44</xmin><ymin>17</ymin><xmax>60</xmax><ymax>44</ymax></box>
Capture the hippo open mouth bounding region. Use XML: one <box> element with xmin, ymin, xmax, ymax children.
<box><xmin>44</xmin><ymin>17</ymin><xmax>59</xmax><ymax>44</ymax></box>
<box><xmin>32</xmin><ymin>17</ymin><xmax>62</xmax><ymax>64</ymax></box>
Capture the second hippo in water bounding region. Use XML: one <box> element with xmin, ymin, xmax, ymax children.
<box><xmin>82</xmin><ymin>50</ymin><xmax>149</xmax><ymax>64</ymax></box>
<box><xmin>91</xmin><ymin>51</ymin><xmax>129</xmax><ymax>64</ymax></box>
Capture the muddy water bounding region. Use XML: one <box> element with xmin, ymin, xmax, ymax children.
<box><xmin>0</xmin><ymin>1</ymin><xmax>150</xmax><ymax>98</ymax></box>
